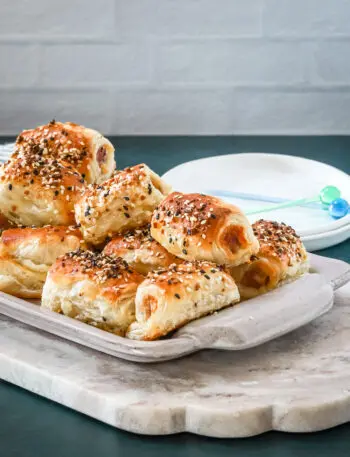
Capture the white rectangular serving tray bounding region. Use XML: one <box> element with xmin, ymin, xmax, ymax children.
<box><xmin>0</xmin><ymin>253</ymin><xmax>349</xmax><ymax>363</ymax></box>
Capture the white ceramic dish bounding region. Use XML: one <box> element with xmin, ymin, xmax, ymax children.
<box><xmin>0</xmin><ymin>254</ymin><xmax>348</xmax><ymax>363</ymax></box>
<box><xmin>162</xmin><ymin>153</ymin><xmax>350</xmax><ymax>249</ymax></box>
<box><xmin>302</xmin><ymin>224</ymin><xmax>350</xmax><ymax>252</ymax></box>
<box><xmin>0</xmin><ymin>142</ymin><xmax>13</xmax><ymax>162</ymax></box>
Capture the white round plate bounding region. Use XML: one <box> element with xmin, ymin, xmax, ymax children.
<box><xmin>302</xmin><ymin>224</ymin><xmax>350</xmax><ymax>252</ymax></box>
<box><xmin>162</xmin><ymin>153</ymin><xmax>350</xmax><ymax>247</ymax></box>
<box><xmin>0</xmin><ymin>142</ymin><xmax>14</xmax><ymax>162</ymax></box>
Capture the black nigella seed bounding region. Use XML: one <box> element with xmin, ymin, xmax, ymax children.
<box><xmin>204</xmin><ymin>274</ymin><xmax>210</xmax><ymax>280</ymax></box>
<box><xmin>33</xmin><ymin>169</ymin><xmax>39</xmax><ymax>175</ymax></box>
<box><xmin>175</xmin><ymin>293</ymin><xmax>181</xmax><ymax>299</ymax></box>
<box><xmin>169</xmin><ymin>237</ymin><xmax>173</xmax><ymax>243</ymax></box>
<box><xmin>8</xmin><ymin>184</ymin><xmax>12</xmax><ymax>191</ymax></box>
<box><xmin>67</xmin><ymin>186</ymin><xmax>72</xmax><ymax>191</ymax></box>
<box><xmin>30</xmin><ymin>179</ymin><xmax>34</xmax><ymax>184</ymax></box>
<box><xmin>124</xmin><ymin>196</ymin><xmax>130</xmax><ymax>201</ymax></box>
<box><xmin>124</xmin><ymin>213</ymin><xmax>130</xmax><ymax>218</ymax></box>
<box><xmin>167</xmin><ymin>211</ymin><xmax>171</xmax><ymax>217</ymax></box>
<box><xmin>168</xmin><ymin>280</ymin><xmax>172</xmax><ymax>285</ymax></box>
<box><xmin>187</xmin><ymin>229</ymin><xmax>192</xmax><ymax>235</ymax></box>
<box><xmin>182</xmin><ymin>249</ymin><xmax>188</xmax><ymax>255</ymax></box>
<box><xmin>123</xmin><ymin>205</ymin><xmax>129</xmax><ymax>211</ymax></box>
<box><xmin>85</xmin><ymin>206</ymin><xmax>91</xmax><ymax>217</ymax></box>
<box><xmin>155</xmin><ymin>213</ymin><xmax>160</xmax><ymax>220</ymax></box>
<box><xmin>200</xmin><ymin>269</ymin><xmax>205</xmax><ymax>274</ymax></box>
<box><xmin>210</xmin><ymin>214</ymin><xmax>216</xmax><ymax>219</ymax></box>
<box><xmin>82</xmin><ymin>174</ymin><xmax>86</xmax><ymax>178</ymax></box>
<box><xmin>211</xmin><ymin>269</ymin><xmax>216</xmax><ymax>273</ymax></box>
<box><xmin>148</xmin><ymin>184</ymin><xmax>152</xmax><ymax>194</ymax></box>
<box><xmin>54</xmin><ymin>190</ymin><xmax>59</xmax><ymax>196</ymax></box>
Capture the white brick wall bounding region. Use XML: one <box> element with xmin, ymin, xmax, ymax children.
<box><xmin>1</xmin><ymin>0</ymin><xmax>350</xmax><ymax>134</ymax></box>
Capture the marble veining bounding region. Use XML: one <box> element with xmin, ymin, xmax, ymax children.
<box><xmin>0</xmin><ymin>281</ymin><xmax>350</xmax><ymax>437</ymax></box>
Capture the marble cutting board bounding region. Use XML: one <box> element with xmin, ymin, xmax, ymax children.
<box><xmin>0</xmin><ymin>279</ymin><xmax>350</xmax><ymax>438</ymax></box>
<box><xmin>0</xmin><ymin>255</ymin><xmax>349</xmax><ymax>436</ymax></box>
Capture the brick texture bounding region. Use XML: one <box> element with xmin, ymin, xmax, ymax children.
<box><xmin>40</xmin><ymin>44</ymin><xmax>151</xmax><ymax>86</ymax></box>
<box><xmin>156</xmin><ymin>40</ymin><xmax>305</xmax><ymax>85</ymax></box>
<box><xmin>0</xmin><ymin>0</ymin><xmax>115</xmax><ymax>37</ymax></box>
<box><xmin>0</xmin><ymin>0</ymin><xmax>350</xmax><ymax>134</ymax></box>
<box><xmin>263</xmin><ymin>0</ymin><xmax>350</xmax><ymax>37</ymax></box>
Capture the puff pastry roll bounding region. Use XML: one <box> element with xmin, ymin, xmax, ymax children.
<box><xmin>103</xmin><ymin>225</ymin><xmax>180</xmax><ymax>275</ymax></box>
<box><xmin>151</xmin><ymin>192</ymin><xmax>259</xmax><ymax>267</ymax></box>
<box><xmin>42</xmin><ymin>249</ymin><xmax>144</xmax><ymax>335</ymax></box>
<box><xmin>0</xmin><ymin>212</ymin><xmax>13</xmax><ymax>231</ymax></box>
<box><xmin>126</xmin><ymin>261</ymin><xmax>240</xmax><ymax>341</ymax></box>
<box><xmin>0</xmin><ymin>154</ymin><xmax>85</xmax><ymax>226</ymax></box>
<box><xmin>75</xmin><ymin>164</ymin><xmax>171</xmax><ymax>245</ymax></box>
<box><xmin>15</xmin><ymin>120</ymin><xmax>115</xmax><ymax>184</ymax></box>
<box><xmin>0</xmin><ymin>225</ymin><xmax>84</xmax><ymax>298</ymax></box>
<box><xmin>230</xmin><ymin>220</ymin><xmax>309</xmax><ymax>300</ymax></box>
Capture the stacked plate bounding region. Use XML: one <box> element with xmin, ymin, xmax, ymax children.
<box><xmin>162</xmin><ymin>153</ymin><xmax>350</xmax><ymax>252</ymax></box>
<box><xmin>1</xmin><ymin>144</ymin><xmax>348</xmax><ymax>251</ymax></box>
<box><xmin>0</xmin><ymin>142</ymin><xmax>13</xmax><ymax>163</ymax></box>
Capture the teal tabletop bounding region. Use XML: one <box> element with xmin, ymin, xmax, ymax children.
<box><xmin>1</xmin><ymin>136</ymin><xmax>350</xmax><ymax>457</ymax></box>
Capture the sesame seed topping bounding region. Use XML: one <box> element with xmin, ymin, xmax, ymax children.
<box><xmin>252</xmin><ymin>219</ymin><xmax>306</xmax><ymax>263</ymax></box>
<box><xmin>58</xmin><ymin>249</ymin><xmax>137</xmax><ymax>284</ymax></box>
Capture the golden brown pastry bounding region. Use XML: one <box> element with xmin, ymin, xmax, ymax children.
<box><xmin>14</xmin><ymin>120</ymin><xmax>115</xmax><ymax>184</ymax></box>
<box><xmin>0</xmin><ymin>153</ymin><xmax>85</xmax><ymax>226</ymax></box>
<box><xmin>230</xmin><ymin>220</ymin><xmax>309</xmax><ymax>300</ymax></box>
<box><xmin>151</xmin><ymin>192</ymin><xmax>259</xmax><ymax>267</ymax></box>
<box><xmin>103</xmin><ymin>225</ymin><xmax>180</xmax><ymax>275</ymax></box>
<box><xmin>0</xmin><ymin>212</ymin><xmax>13</xmax><ymax>231</ymax></box>
<box><xmin>75</xmin><ymin>164</ymin><xmax>171</xmax><ymax>246</ymax></box>
<box><xmin>126</xmin><ymin>261</ymin><xmax>240</xmax><ymax>341</ymax></box>
<box><xmin>0</xmin><ymin>225</ymin><xmax>85</xmax><ymax>298</ymax></box>
<box><xmin>42</xmin><ymin>249</ymin><xmax>144</xmax><ymax>335</ymax></box>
